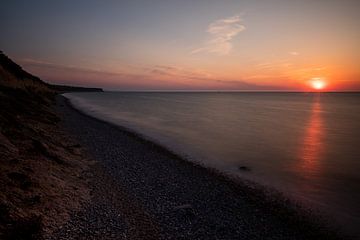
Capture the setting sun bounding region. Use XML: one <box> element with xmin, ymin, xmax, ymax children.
<box><xmin>310</xmin><ymin>78</ymin><xmax>326</xmax><ymax>90</ymax></box>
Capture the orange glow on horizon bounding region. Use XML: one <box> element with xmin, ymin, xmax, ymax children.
<box><xmin>310</xmin><ymin>78</ymin><xmax>327</xmax><ymax>91</ymax></box>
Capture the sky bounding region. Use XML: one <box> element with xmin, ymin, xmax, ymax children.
<box><xmin>1</xmin><ymin>0</ymin><xmax>359</xmax><ymax>91</ymax></box>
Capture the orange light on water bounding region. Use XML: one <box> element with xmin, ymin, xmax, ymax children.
<box><xmin>295</xmin><ymin>98</ymin><xmax>325</xmax><ymax>193</ymax></box>
<box><xmin>296</xmin><ymin>99</ymin><xmax>326</xmax><ymax>180</ymax></box>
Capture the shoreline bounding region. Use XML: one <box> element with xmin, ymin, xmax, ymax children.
<box><xmin>54</xmin><ymin>95</ymin><xmax>347</xmax><ymax>239</ymax></box>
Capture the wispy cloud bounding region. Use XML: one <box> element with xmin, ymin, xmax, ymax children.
<box><xmin>288</xmin><ymin>51</ymin><xmax>299</xmax><ymax>56</ymax></box>
<box><xmin>148</xmin><ymin>65</ymin><xmax>284</xmax><ymax>90</ymax></box>
<box><xmin>149</xmin><ymin>65</ymin><xmax>213</xmax><ymax>81</ymax></box>
<box><xmin>191</xmin><ymin>15</ymin><xmax>245</xmax><ymax>55</ymax></box>
<box><xmin>17</xmin><ymin>58</ymin><xmax>283</xmax><ymax>90</ymax></box>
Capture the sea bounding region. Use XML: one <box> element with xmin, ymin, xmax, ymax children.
<box><xmin>64</xmin><ymin>92</ymin><xmax>360</xmax><ymax>236</ymax></box>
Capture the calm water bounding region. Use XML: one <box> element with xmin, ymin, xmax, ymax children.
<box><xmin>65</xmin><ymin>92</ymin><xmax>360</xmax><ymax>236</ymax></box>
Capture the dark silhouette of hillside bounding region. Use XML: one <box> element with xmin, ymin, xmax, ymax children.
<box><xmin>0</xmin><ymin>51</ymin><xmax>44</xmax><ymax>83</ymax></box>
<box><xmin>0</xmin><ymin>50</ymin><xmax>102</xmax><ymax>93</ymax></box>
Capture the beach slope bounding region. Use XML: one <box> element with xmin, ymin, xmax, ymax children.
<box><xmin>53</xmin><ymin>95</ymin><xmax>346</xmax><ymax>240</ymax></box>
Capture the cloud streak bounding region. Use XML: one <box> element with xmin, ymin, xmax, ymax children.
<box><xmin>191</xmin><ymin>15</ymin><xmax>245</xmax><ymax>55</ymax></box>
<box><xmin>288</xmin><ymin>51</ymin><xmax>299</xmax><ymax>56</ymax></box>
<box><xmin>17</xmin><ymin>58</ymin><xmax>285</xmax><ymax>90</ymax></box>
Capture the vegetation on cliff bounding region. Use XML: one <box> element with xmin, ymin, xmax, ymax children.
<box><xmin>0</xmin><ymin>51</ymin><xmax>92</xmax><ymax>239</ymax></box>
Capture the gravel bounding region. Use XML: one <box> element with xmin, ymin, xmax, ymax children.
<box><xmin>50</xmin><ymin>96</ymin><xmax>345</xmax><ymax>240</ymax></box>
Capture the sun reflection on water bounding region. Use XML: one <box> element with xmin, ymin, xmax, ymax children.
<box><xmin>299</xmin><ymin>96</ymin><xmax>324</xmax><ymax>176</ymax></box>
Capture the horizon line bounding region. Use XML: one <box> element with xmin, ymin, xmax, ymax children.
<box><xmin>101</xmin><ymin>89</ymin><xmax>360</xmax><ymax>93</ymax></box>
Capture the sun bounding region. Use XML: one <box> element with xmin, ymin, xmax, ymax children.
<box><xmin>310</xmin><ymin>78</ymin><xmax>326</xmax><ymax>90</ymax></box>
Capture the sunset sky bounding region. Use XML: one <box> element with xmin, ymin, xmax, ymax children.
<box><xmin>1</xmin><ymin>0</ymin><xmax>359</xmax><ymax>91</ymax></box>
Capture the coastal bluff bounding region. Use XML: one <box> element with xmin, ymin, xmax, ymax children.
<box><xmin>0</xmin><ymin>51</ymin><xmax>99</xmax><ymax>239</ymax></box>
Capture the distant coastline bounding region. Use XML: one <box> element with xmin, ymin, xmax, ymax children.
<box><xmin>50</xmin><ymin>84</ymin><xmax>103</xmax><ymax>93</ymax></box>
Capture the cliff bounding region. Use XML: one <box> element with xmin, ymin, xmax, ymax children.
<box><xmin>0</xmin><ymin>51</ymin><xmax>92</xmax><ymax>239</ymax></box>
